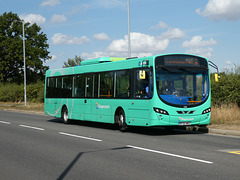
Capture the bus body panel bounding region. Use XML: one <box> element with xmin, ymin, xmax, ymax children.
<box><xmin>44</xmin><ymin>54</ymin><xmax>212</xmax><ymax>128</ymax></box>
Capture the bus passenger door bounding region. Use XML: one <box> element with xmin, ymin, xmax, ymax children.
<box><xmin>84</xmin><ymin>74</ymin><xmax>93</xmax><ymax>121</ymax></box>
<box><xmin>128</xmin><ymin>69</ymin><xmax>153</xmax><ymax>126</ymax></box>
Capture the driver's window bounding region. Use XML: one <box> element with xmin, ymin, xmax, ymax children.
<box><xmin>134</xmin><ymin>69</ymin><xmax>153</xmax><ymax>98</ymax></box>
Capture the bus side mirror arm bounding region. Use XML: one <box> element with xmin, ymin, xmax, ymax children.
<box><xmin>209</xmin><ymin>60</ymin><xmax>220</xmax><ymax>82</ymax></box>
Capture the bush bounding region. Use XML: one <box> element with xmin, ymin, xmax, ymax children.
<box><xmin>0</xmin><ymin>83</ymin><xmax>23</xmax><ymax>102</ymax></box>
<box><xmin>0</xmin><ymin>81</ymin><xmax>45</xmax><ymax>103</ymax></box>
<box><xmin>211</xmin><ymin>67</ymin><xmax>240</xmax><ymax>106</ymax></box>
<box><xmin>27</xmin><ymin>82</ymin><xmax>45</xmax><ymax>102</ymax></box>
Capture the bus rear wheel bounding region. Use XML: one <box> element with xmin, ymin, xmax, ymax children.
<box><xmin>117</xmin><ymin>109</ymin><xmax>127</xmax><ymax>132</ymax></box>
<box><xmin>61</xmin><ymin>106</ymin><xmax>70</xmax><ymax>124</ymax></box>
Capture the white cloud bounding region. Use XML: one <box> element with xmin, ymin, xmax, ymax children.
<box><xmin>108</xmin><ymin>32</ymin><xmax>169</xmax><ymax>53</ymax></box>
<box><xmin>151</xmin><ymin>21</ymin><xmax>168</xmax><ymax>29</ymax></box>
<box><xmin>46</xmin><ymin>55</ymin><xmax>57</xmax><ymax>62</ymax></box>
<box><xmin>196</xmin><ymin>0</ymin><xmax>240</xmax><ymax>21</ymax></box>
<box><xmin>20</xmin><ymin>14</ymin><xmax>46</xmax><ymax>25</ymax></box>
<box><xmin>159</xmin><ymin>28</ymin><xmax>186</xmax><ymax>39</ymax></box>
<box><xmin>82</xmin><ymin>29</ymin><xmax>186</xmax><ymax>60</ymax></box>
<box><xmin>93</xmin><ymin>33</ymin><xmax>110</xmax><ymax>40</ymax></box>
<box><xmin>51</xmin><ymin>33</ymin><xmax>90</xmax><ymax>45</ymax></box>
<box><xmin>182</xmin><ymin>36</ymin><xmax>217</xmax><ymax>48</ymax></box>
<box><xmin>51</xmin><ymin>55</ymin><xmax>57</xmax><ymax>60</ymax></box>
<box><xmin>224</xmin><ymin>60</ymin><xmax>234</xmax><ymax>71</ymax></box>
<box><xmin>50</xmin><ymin>14</ymin><xmax>67</xmax><ymax>23</ymax></box>
<box><xmin>41</xmin><ymin>0</ymin><xmax>60</xmax><ymax>7</ymax></box>
<box><xmin>226</xmin><ymin>60</ymin><xmax>232</xmax><ymax>65</ymax></box>
<box><xmin>82</xmin><ymin>32</ymin><xmax>170</xmax><ymax>59</ymax></box>
<box><xmin>182</xmin><ymin>36</ymin><xmax>217</xmax><ymax>58</ymax></box>
<box><xmin>185</xmin><ymin>47</ymin><xmax>214</xmax><ymax>59</ymax></box>
<box><xmin>81</xmin><ymin>51</ymin><xmax>107</xmax><ymax>59</ymax></box>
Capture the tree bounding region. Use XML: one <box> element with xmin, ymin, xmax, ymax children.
<box><xmin>63</xmin><ymin>55</ymin><xmax>83</xmax><ymax>68</ymax></box>
<box><xmin>0</xmin><ymin>12</ymin><xmax>50</xmax><ymax>84</ymax></box>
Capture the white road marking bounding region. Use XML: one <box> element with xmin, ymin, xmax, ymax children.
<box><xmin>19</xmin><ymin>124</ymin><xmax>45</xmax><ymax>131</ymax></box>
<box><xmin>0</xmin><ymin>120</ymin><xmax>11</xmax><ymax>124</ymax></box>
<box><xmin>127</xmin><ymin>145</ymin><xmax>213</xmax><ymax>164</ymax></box>
<box><xmin>59</xmin><ymin>132</ymin><xmax>102</xmax><ymax>142</ymax></box>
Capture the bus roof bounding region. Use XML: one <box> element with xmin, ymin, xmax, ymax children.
<box><xmin>46</xmin><ymin>54</ymin><xmax>209</xmax><ymax>77</ymax></box>
<box><xmin>80</xmin><ymin>57</ymin><xmax>127</xmax><ymax>66</ymax></box>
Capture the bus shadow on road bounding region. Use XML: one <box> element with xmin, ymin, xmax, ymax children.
<box><xmin>48</xmin><ymin>118</ymin><xmax>208</xmax><ymax>136</ymax></box>
<box><xmin>48</xmin><ymin>118</ymin><xmax>119</xmax><ymax>130</ymax></box>
<box><xmin>128</xmin><ymin>126</ymin><xmax>209</xmax><ymax>136</ymax></box>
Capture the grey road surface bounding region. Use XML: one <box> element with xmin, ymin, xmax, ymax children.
<box><xmin>1</xmin><ymin>110</ymin><xmax>240</xmax><ymax>180</ymax></box>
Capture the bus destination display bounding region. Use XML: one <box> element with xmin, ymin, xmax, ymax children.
<box><xmin>164</xmin><ymin>56</ymin><xmax>200</xmax><ymax>67</ymax></box>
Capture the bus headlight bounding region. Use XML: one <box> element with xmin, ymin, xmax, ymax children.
<box><xmin>202</xmin><ymin>108</ymin><xmax>211</xmax><ymax>114</ymax></box>
<box><xmin>153</xmin><ymin>107</ymin><xmax>169</xmax><ymax>115</ymax></box>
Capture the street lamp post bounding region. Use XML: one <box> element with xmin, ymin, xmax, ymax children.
<box><xmin>22</xmin><ymin>20</ymin><xmax>27</xmax><ymax>107</ymax></box>
<box><xmin>8</xmin><ymin>19</ymin><xmax>27</xmax><ymax>106</ymax></box>
<box><xmin>127</xmin><ymin>0</ymin><xmax>131</xmax><ymax>58</ymax></box>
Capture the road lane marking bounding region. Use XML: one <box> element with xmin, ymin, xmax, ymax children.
<box><xmin>228</xmin><ymin>151</ymin><xmax>240</xmax><ymax>155</ymax></box>
<box><xmin>219</xmin><ymin>149</ymin><xmax>240</xmax><ymax>155</ymax></box>
<box><xmin>0</xmin><ymin>120</ymin><xmax>11</xmax><ymax>124</ymax></box>
<box><xmin>59</xmin><ymin>132</ymin><xmax>102</xmax><ymax>142</ymax></box>
<box><xmin>127</xmin><ymin>145</ymin><xmax>213</xmax><ymax>164</ymax></box>
<box><xmin>19</xmin><ymin>125</ymin><xmax>45</xmax><ymax>131</ymax></box>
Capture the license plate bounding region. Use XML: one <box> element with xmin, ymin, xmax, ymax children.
<box><xmin>178</xmin><ymin>122</ymin><xmax>191</xmax><ymax>126</ymax></box>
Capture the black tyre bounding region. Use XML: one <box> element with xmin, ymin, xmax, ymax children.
<box><xmin>117</xmin><ymin>109</ymin><xmax>128</xmax><ymax>132</ymax></box>
<box><xmin>62</xmin><ymin>106</ymin><xmax>70</xmax><ymax>124</ymax></box>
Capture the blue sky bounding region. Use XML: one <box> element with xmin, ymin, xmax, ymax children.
<box><xmin>1</xmin><ymin>0</ymin><xmax>240</xmax><ymax>71</ymax></box>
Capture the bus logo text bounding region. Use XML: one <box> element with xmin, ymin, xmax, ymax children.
<box><xmin>96</xmin><ymin>103</ymin><xmax>110</xmax><ymax>109</ymax></box>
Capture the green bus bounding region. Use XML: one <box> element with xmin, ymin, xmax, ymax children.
<box><xmin>44</xmin><ymin>54</ymin><xmax>218</xmax><ymax>131</ymax></box>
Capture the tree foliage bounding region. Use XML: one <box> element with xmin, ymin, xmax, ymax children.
<box><xmin>0</xmin><ymin>12</ymin><xmax>50</xmax><ymax>84</ymax></box>
<box><xmin>211</xmin><ymin>65</ymin><xmax>240</xmax><ymax>107</ymax></box>
<box><xmin>63</xmin><ymin>55</ymin><xmax>83</xmax><ymax>68</ymax></box>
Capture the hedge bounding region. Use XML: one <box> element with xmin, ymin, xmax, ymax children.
<box><xmin>0</xmin><ymin>81</ymin><xmax>44</xmax><ymax>103</ymax></box>
<box><xmin>211</xmin><ymin>72</ymin><xmax>240</xmax><ymax>106</ymax></box>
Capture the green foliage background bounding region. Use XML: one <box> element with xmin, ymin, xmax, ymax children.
<box><xmin>0</xmin><ymin>82</ymin><xmax>44</xmax><ymax>103</ymax></box>
<box><xmin>211</xmin><ymin>70</ymin><xmax>240</xmax><ymax>106</ymax></box>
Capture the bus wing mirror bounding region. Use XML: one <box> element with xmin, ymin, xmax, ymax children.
<box><xmin>139</xmin><ymin>70</ymin><xmax>146</xmax><ymax>79</ymax></box>
<box><xmin>209</xmin><ymin>61</ymin><xmax>220</xmax><ymax>82</ymax></box>
<box><xmin>214</xmin><ymin>73</ymin><xmax>220</xmax><ymax>82</ymax></box>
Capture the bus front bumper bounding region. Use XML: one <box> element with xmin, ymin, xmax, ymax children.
<box><xmin>149</xmin><ymin>113</ymin><xmax>211</xmax><ymax>127</ymax></box>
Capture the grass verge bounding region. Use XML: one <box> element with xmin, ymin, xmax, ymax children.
<box><xmin>210</xmin><ymin>103</ymin><xmax>240</xmax><ymax>130</ymax></box>
<box><xmin>0</xmin><ymin>102</ymin><xmax>44</xmax><ymax>114</ymax></box>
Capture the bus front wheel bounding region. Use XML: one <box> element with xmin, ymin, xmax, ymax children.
<box><xmin>61</xmin><ymin>106</ymin><xmax>70</xmax><ymax>124</ymax></box>
<box><xmin>117</xmin><ymin>109</ymin><xmax>127</xmax><ymax>132</ymax></box>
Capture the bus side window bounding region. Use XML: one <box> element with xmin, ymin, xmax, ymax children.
<box><xmin>115</xmin><ymin>70</ymin><xmax>130</xmax><ymax>98</ymax></box>
<box><xmin>46</xmin><ymin>77</ymin><xmax>56</xmax><ymax>98</ymax></box>
<box><xmin>93</xmin><ymin>74</ymin><xmax>99</xmax><ymax>98</ymax></box>
<box><xmin>74</xmin><ymin>74</ymin><xmax>85</xmax><ymax>98</ymax></box>
<box><xmin>62</xmin><ymin>76</ymin><xmax>73</xmax><ymax>98</ymax></box>
<box><xmin>85</xmin><ymin>74</ymin><xmax>93</xmax><ymax>98</ymax></box>
<box><xmin>99</xmin><ymin>72</ymin><xmax>114</xmax><ymax>98</ymax></box>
